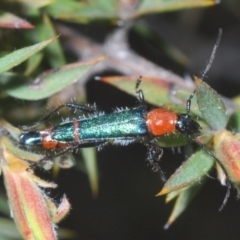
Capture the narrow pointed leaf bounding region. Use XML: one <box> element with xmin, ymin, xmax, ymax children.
<box><xmin>100</xmin><ymin>76</ymin><xmax>171</xmax><ymax>106</ymax></box>
<box><xmin>1</xmin><ymin>137</ymin><xmax>57</xmax><ymax>240</ymax></box>
<box><xmin>164</xmin><ymin>183</ymin><xmax>203</xmax><ymax>229</ymax></box>
<box><xmin>81</xmin><ymin>148</ymin><xmax>99</xmax><ymax>196</ymax></box>
<box><xmin>46</xmin><ymin>0</ymin><xmax>218</xmax><ymax>22</ymax></box>
<box><xmin>195</xmin><ymin>76</ymin><xmax>228</xmax><ymax>130</ymax></box>
<box><xmin>157</xmin><ymin>150</ymin><xmax>214</xmax><ymax>195</ymax></box>
<box><xmin>46</xmin><ymin>0</ymin><xmax>116</xmax><ymax>22</ymax></box>
<box><xmin>24</xmin><ymin>53</ymin><xmax>44</xmax><ymax>76</ymax></box>
<box><xmin>0</xmin><ymin>11</ymin><xmax>34</xmax><ymax>29</ymax></box>
<box><xmin>0</xmin><ymin>36</ymin><xmax>58</xmax><ymax>74</ymax></box>
<box><xmin>0</xmin><ymin>118</ymin><xmax>22</xmax><ymax>141</ymax></box>
<box><xmin>16</xmin><ymin>0</ymin><xmax>55</xmax><ymax>9</ymax></box>
<box><xmin>136</xmin><ymin>0</ymin><xmax>219</xmax><ymax>17</ymax></box>
<box><xmin>6</xmin><ymin>57</ymin><xmax>104</xmax><ymax>100</ymax></box>
<box><xmin>165</xmin><ymin>188</ymin><xmax>183</xmax><ymax>203</ymax></box>
<box><xmin>39</xmin><ymin>13</ymin><xmax>66</xmax><ymax>68</ymax></box>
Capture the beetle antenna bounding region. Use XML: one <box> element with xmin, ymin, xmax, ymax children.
<box><xmin>201</xmin><ymin>28</ymin><xmax>222</xmax><ymax>80</ymax></box>
<box><xmin>186</xmin><ymin>29</ymin><xmax>222</xmax><ymax>113</ymax></box>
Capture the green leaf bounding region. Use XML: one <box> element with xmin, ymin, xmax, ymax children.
<box><xmin>45</xmin><ymin>0</ymin><xmax>218</xmax><ymax>23</ymax></box>
<box><xmin>157</xmin><ymin>134</ymin><xmax>189</xmax><ymax>147</ymax></box>
<box><xmin>227</xmin><ymin>108</ymin><xmax>240</xmax><ymax>132</ymax></box>
<box><xmin>0</xmin><ymin>118</ymin><xmax>22</xmax><ymax>141</ymax></box>
<box><xmin>100</xmin><ymin>76</ymin><xmax>172</xmax><ymax>106</ymax></box>
<box><xmin>0</xmin><ymin>36</ymin><xmax>58</xmax><ymax>74</ymax></box>
<box><xmin>195</xmin><ymin>76</ymin><xmax>228</xmax><ymax>130</ymax></box>
<box><xmin>39</xmin><ymin>13</ymin><xmax>66</xmax><ymax>68</ymax></box>
<box><xmin>164</xmin><ymin>183</ymin><xmax>203</xmax><ymax>229</ymax></box>
<box><xmin>1</xmin><ymin>134</ymin><xmax>44</xmax><ymax>162</ymax></box>
<box><xmin>24</xmin><ymin>52</ymin><xmax>44</xmax><ymax>76</ymax></box>
<box><xmin>136</xmin><ymin>0</ymin><xmax>219</xmax><ymax>17</ymax></box>
<box><xmin>81</xmin><ymin>148</ymin><xmax>99</xmax><ymax>197</ymax></box>
<box><xmin>46</xmin><ymin>0</ymin><xmax>117</xmax><ymax>23</ymax></box>
<box><xmin>6</xmin><ymin>57</ymin><xmax>104</xmax><ymax>100</ymax></box>
<box><xmin>14</xmin><ymin>0</ymin><xmax>55</xmax><ymax>9</ymax></box>
<box><xmin>157</xmin><ymin>150</ymin><xmax>214</xmax><ymax>195</ymax></box>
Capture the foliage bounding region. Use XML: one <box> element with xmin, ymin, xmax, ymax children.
<box><xmin>0</xmin><ymin>0</ymin><xmax>239</xmax><ymax>239</ymax></box>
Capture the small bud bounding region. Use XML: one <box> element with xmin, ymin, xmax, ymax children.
<box><xmin>214</xmin><ymin>130</ymin><xmax>240</xmax><ymax>191</ymax></box>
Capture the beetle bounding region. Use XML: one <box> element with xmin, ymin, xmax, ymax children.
<box><xmin>19</xmin><ymin>29</ymin><xmax>231</xmax><ymax>210</ymax></box>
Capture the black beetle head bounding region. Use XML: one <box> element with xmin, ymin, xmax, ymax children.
<box><xmin>176</xmin><ymin>114</ymin><xmax>201</xmax><ymax>135</ymax></box>
<box><xmin>19</xmin><ymin>131</ymin><xmax>42</xmax><ymax>146</ymax></box>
